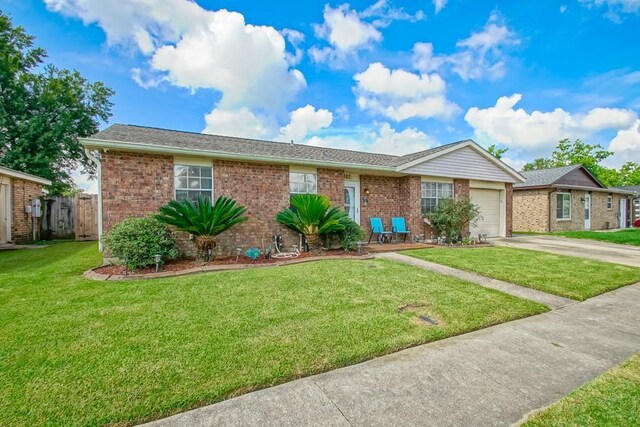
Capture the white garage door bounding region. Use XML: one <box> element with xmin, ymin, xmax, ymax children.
<box><xmin>470</xmin><ymin>188</ymin><xmax>502</xmax><ymax>237</ymax></box>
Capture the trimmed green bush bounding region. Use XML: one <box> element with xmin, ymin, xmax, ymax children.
<box><xmin>102</xmin><ymin>216</ymin><xmax>178</xmax><ymax>269</ymax></box>
<box><xmin>337</xmin><ymin>217</ymin><xmax>365</xmax><ymax>251</ymax></box>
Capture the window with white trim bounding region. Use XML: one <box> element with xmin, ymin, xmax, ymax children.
<box><xmin>289</xmin><ymin>172</ymin><xmax>317</xmax><ymax>195</ymax></box>
<box><xmin>556</xmin><ymin>192</ymin><xmax>571</xmax><ymax>219</ymax></box>
<box><xmin>174</xmin><ymin>165</ymin><xmax>213</xmax><ymax>202</ymax></box>
<box><xmin>421</xmin><ymin>182</ymin><xmax>453</xmax><ymax>214</ymax></box>
<box><xmin>607</xmin><ymin>195</ymin><xmax>613</xmax><ymax>209</ymax></box>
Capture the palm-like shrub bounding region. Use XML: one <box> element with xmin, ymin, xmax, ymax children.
<box><xmin>156</xmin><ymin>195</ymin><xmax>248</xmax><ymax>259</ymax></box>
<box><xmin>276</xmin><ymin>194</ymin><xmax>349</xmax><ymax>250</ymax></box>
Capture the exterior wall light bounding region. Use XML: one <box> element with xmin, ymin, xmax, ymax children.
<box><xmin>363</xmin><ymin>188</ymin><xmax>370</xmax><ymax>206</ymax></box>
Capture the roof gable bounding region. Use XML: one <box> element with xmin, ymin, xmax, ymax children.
<box><xmin>515</xmin><ymin>165</ymin><xmax>605</xmax><ymax>189</ymax></box>
<box><xmin>555</xmin><ymin>166</ymin><xmax>603</xmax><ymax>189</ymax></box>
<box><xmin>397</xmin><ymin>143</ymin><xmax>523</xmax><ymax>183</ymax></box>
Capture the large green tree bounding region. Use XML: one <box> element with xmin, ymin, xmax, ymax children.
<box><xmin>523</xmin><ymin>138</ymin><xmax>640</xmax><ymax>187</ymax></box>
<box><xmin>0</xmin><ymin>11</ymin><xmax>113</xmax><ymax>194</ymax></box>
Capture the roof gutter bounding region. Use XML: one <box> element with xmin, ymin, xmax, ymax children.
<box><xmin>79</xmin><ymin>138</ymin><xmax>398</xmax><ymax>173</ymax></box>
<box><xmin>0</xmin><ymin>166</ymin><xmax>52</xmax><ymax>186</ymax></box>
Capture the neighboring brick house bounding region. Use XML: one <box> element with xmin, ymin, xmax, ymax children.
<box><xmin>513</xmin><ymin>165</ymin><xmax>635</xmax><ymax>233</ymax></box>
<box><xmin>613</xmin><ymin>185</ymin><xmax>640</xmax><ymax>227</ymax></box>
<box><xmin>0</xmin><ymin>166</ymin><xmax>51</xmax><ymax>244</ymax></box>
<box><xmin>81</xmin><ymin>124</ymin><xmax>524</xmax><ymax>256</ymax></box>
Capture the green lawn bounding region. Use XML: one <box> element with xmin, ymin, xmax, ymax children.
<box><xmin>0</xmin><ymin>242</ymin><xmax>546</xmax><ymax>426</ymax></box>
<box><xmin>523</xmin><ymin>353</ymin><xmax>640</xmax><ymax>426</ymax></box>
<box><xmin>554</xmin><ymin>229</ymin><xmax>640</xmax><ymax>246</ymax></box>
<box><xmin>403</xmin><ymin>246</ymin><xmax>640</xmax><ymax>301</ymax></box>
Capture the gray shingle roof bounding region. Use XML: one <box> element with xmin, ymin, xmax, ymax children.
<box><xmin>514</xmin><ymin>165</ymin><xmax>582</xmax><ymax>188</ymax></box>
<box><xmin>613</xmin><ymin>185</ymin><xmax>640</xmax><ymax>194</ymax></box>
<box><xmin>89</xmin><ymin>124</ymin><xmax>468</xmax><ymax>168</ymax></box>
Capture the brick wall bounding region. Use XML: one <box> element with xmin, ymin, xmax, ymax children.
<box><xmin>453</xmin><ymin>179</ymin><xmax>470</xmax><ymax>199</ymax></box>
<box><xmin>317</xmin><ymin>168</ymin><xmax>345</xmax><ymax>206</ymax></box>
<box><xmin>505</xmin><ymin>183</ymin><xmax>513</xmax><ymax>237</ymax></box>
<box><xmin>548</xmin><ymin>190</ymin><xmax>623</xmax><ymax>232</ymax></box>
<box><xmin>11</xmin><ymin>178</ymin><xmax>44</xmax><ymax>242</ymax></box>
<box><xmin>513</xmin><ymin>189</ymin><xmax>550</xmax><ymax>233</ymax></box>
<box><xmin>213</xmin><ymin>160</ymin><xmax>297</xmax><ymax>255</ymax></box>
<box><xmin>360</xmin><ymin>175</ymin><xmax>402</xmax><ymax>239</ymax></box>
<box><xmin>101</xmin><ymin>151</ymin><xmax>174</xmax><ymax>233</ymax></box>
<box><xmin>399</xmin><ymin>176</ymin><xmax>422</xmax><ymax>240</ymax></box>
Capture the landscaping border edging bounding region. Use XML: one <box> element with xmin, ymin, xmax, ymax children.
<box><xmin>83</xmin><ymin>254</ymin><xmax>376</xmax><ymax>281</ymax></box>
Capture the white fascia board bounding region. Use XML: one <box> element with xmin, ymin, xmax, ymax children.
<box><xmin>80</xmin><ymin>138</ymin><xmax>397</xmax><ymax>174</ymax></box>
<box><xmin>0</xmin><ymin>166</ymin><xmax>52</xmax><ymax>186</ymax></box>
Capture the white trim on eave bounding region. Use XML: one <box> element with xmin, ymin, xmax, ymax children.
<box><xmin>0</xmin><ymin>166</ymin><xmax>51</xmax><ymax>186</ymax></box>
<box><xmin>80</xmin><ymin>138</ymin><xmax>398</xmax><ymax>174</ymax></box>
<box><xmin>395</xmin><ymin>140</ymin><xmax>525</xmax><ymax>183</ymax></box>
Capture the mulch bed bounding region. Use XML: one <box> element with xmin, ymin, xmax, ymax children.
<box><xmin>95</xmin><ymin>250</ymin><xmax>366</xmax><ymax>276</ymax></box>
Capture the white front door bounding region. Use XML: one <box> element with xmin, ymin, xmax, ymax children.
<box><xmin>0</xmin><ymin>183</ymin><xmax>8</xmax><ymax>244</ymax></box>
<box><xmin>584</xmin><ymin>193</ymin><xmax>591</xmax><ymax>230</ymax></box>
<box><xmin>620</xmin><ymin>198</ymin><xmax>628</xmax><ymax>228</ymax></box>
<box><xmin>344</xmin><ymin>180</ymin><xmax>360</xmax><ymax>225</ymax></box>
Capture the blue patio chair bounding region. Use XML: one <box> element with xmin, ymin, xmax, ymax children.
<box><xmin>391</xmin><ymin>217</ymin><xmax>412</xmax><ymax>242</ymax></box>
<box><xmin>368</xmin><ymin>217</ymin><xmax>393</xmax><ymax>244</ymax></box>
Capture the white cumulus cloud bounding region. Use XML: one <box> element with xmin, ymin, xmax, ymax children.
<box><xmin>45</xmin><ymin>0</ymin><xmax>306</xmax><ymax>111</ymax></box>
<box><xmin>465</xmin><ymin>93</ymin><xmax>639</xmax><ymax>154</ymax></box>
<box><xmin>609</xmin><ymin>119</ymin><xmax>640</xmax><ymax>162</ymax></box>
<box><xmin>581</xmin><ymin>0</ymin><xmax>640</xmax><ymax>21</ymax></box>
<box><xmin>310</xmin><ymin>2</ymin><xmax>423</xmax><ymax>68</ymax></box>
<box><xmin>306</xmin><ymin>122</ymin><xmax>438</xmax><ymax>155</ymax></box>
<box><xmin>203</xmin><ymin>107</ymin><xmax>273</xmax><ymax>139</ymax></box>
<box><xmin>279</xmin><ymin>105</ymin><xmax>333</xmax><ymax>142</ymax></box>
<box><xmin>354</xmin><ymin>62</ymin><xmax>459</xmax><ymax>121</ymax></box>
<box><xmin>433</xmin><ymin>0</ymin><xmax>449</xmax><ymax>14</ymax></box>
<box><xmin>412</xmin><ymin>13</ymin><xmax>520</xmax><ymax>81</ymax></box>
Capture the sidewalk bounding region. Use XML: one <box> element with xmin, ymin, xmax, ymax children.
<box><xmin>375</xmin><ymin>252</ymin><xmax>576</xmax><ymax>309</ymax></box>
<box><xmin>144</xmin><ymin>284</ymin><xmax>640</xmax><ymax>427</ymax></box>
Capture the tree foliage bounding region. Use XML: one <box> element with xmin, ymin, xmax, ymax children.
<box><xmin>0</xmin><ymin>11</ymin><xmax>114</xmax><ymax>194</ymax></box>
<box><xmin>425</xmin><ymin>197</ymin><xmax>481</xmax><ymax>243</ymax></box>
<box><xmin>487</xmin><ymin>144</ymin><xmax>508</xmax><ymax>160</ymax></box>
<box><xmin>523</xmin><ymin>138</ymin><xmax>640</xmax><ymax>187</ymax></box>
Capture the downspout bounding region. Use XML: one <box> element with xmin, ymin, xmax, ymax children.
<box><xmin>85</xmin><ymin>148</ymin><xmax>103</xmax><ymax>252</ymax></box>
<box><xmin>547</xmin><ymin>189</ymin><xmax>554</xmax><ymax>233</ymax></box>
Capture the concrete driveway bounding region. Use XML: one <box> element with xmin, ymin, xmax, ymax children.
<box><xmin>492</xmin><ymin>235</ymin><xmax>640</xmax><ymax>268</ymax></box>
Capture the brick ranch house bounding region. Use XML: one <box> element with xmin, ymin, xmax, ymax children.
<box><xmin>81</xmin><ymin>124</ymin><xmax>524</xmax><ymax>256</ymax></box>
<box><xmin>613</xmin><ymin>185</ymin><xmax>640</xmax><ymax>227</ymax></box>
<box><xmin>513</xmin><ymin>164</ymin><xmax>635</xmax><ymax>233</ymax></box>
<box><xmin>0</xmin><ymin>166</ymin><xmax>51</xmax><ymax>244</ymax></box>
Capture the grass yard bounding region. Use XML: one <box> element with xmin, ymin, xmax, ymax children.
<box><xmin>554</xmin><ymin>229</ymin><xmax>640</xmax><ymax>246</ymax></box>
<box><xmin>403</xmin><ymin>246</ymin><xmax>640</xmax><ymax>301</ymax></box>
<box><xmin>523</xmin><ymin>353</ymin><xmax>640</xmax><ymax>426</ymax></box>
<box><xmin>0</xmin><ymin>243</ymin><xmax>546</xmax><ymax>426</ymax></box>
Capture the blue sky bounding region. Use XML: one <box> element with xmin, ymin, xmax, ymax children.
<box><xmin>3</xmin><ymin>0</ymin><xmax>640</xmax><ymax>191</ymax></box>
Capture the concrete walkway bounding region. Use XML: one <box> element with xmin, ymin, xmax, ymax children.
<box><xmin>492</xmin><ymin>235</ymin><xmax>640</xmax><ymax>268</ymax></box>
<box><xmin>376</xmin><ymin>251</ymin><xmax>576</xmax><ymax>309</ymax></box>
<box><xmin>144</xmin><ymin>284</ymin><xmax>640</xmax><ymax>427</ymax></box>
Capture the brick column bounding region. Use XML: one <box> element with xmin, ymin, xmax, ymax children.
<box><xmin>399</xmin><ymin>176</ymin><xmax>422</xmax><ymax>240</ymax></box>
<box><xmin>453</xmin><ymin>178</ymin><xmax>471</xmax><ymax>234</ymax></box>
<box><xmin>317</xmin><ymin>168</ymin><xmax>345</xmax><ymax>207</ymax></box>
<box><xmin>505</xmin><ymin>183</ymin><xmax>513</xmax><ymax>237</ymax></box>
<box><xmin>453</xmin><ymin>178</ymin><xmax>470</xmax><ymax>199</ymax></box>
